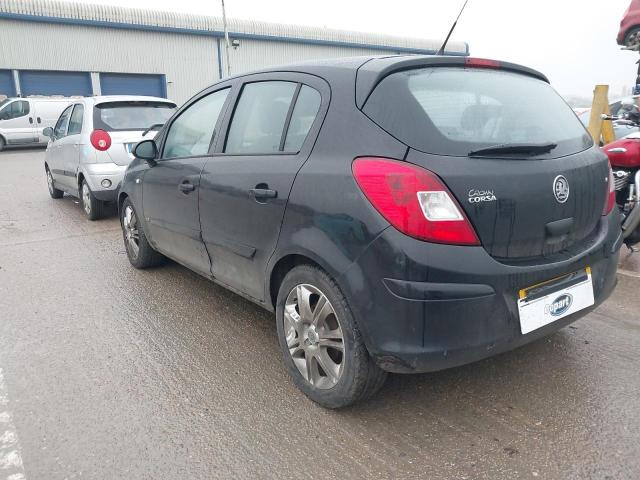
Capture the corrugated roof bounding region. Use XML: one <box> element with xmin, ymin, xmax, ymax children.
<box><xmin>0</xmin><ymin>0</ymin><xmax>468</xmax><ymax>54</ymax></box>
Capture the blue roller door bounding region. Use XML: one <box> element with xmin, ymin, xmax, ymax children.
<box><xmin>0</xmin><ymin>70</ymin><xmax>16</xmax><ymax>97</ymax></box>
<box><xmin>100</xmin><ymin>73</ymin><xmax>166</xmax><ymax>98</ymax></box>
<box><xmin>19</xmin><ymin>70</ymin><xmax>92</xmax><ymax>96</ymax></box>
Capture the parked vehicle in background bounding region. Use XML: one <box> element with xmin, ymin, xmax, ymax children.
<box><xmin>603</xmin><ymin>128</ymin><xmax>640</xmax><ymax>246</ymax></box>
<box><xmin>576</xmin><ymin>96</ymin><xmax>640</xmax><ymax>140</ymax></box>
<box><xmin>0</xmin><ymin>97</ymin><xmax>72</xmax><ymax>151</ymax></box>
<box><xmin>618</xmin><ymin>0</ymin><xmax>640</xmax><ymax>46</ymax></box>
<box><xmin>118</xmin><ymin>56</ymin><xmax>621</xmax><ymax>408</ymax></box>
<box><xmin>44</xmin><ymin>96</ymin><xmax>176</xmax><ymax>220</ymax></box>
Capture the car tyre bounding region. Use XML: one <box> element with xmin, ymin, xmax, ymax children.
<box><xmin>120</xmin><ymin>197</ymin><xmax>165</xmax><ymax>269</ymax></box>
<box><xmin>46</xmin><ymin>167</ymin><xmax>64</xmax><ymax>199</ymax></box>
<box><xmin>625</xmin><ymin>27</ymin><xmax>640</xmax><ymax>47</ymax></box>
<box><xmin>80</xmin><ymin>179</ymin><xmax>105</xmax><ymax>221</ymax></box>
<box><xmin>276</xmin><ymin>264</ymin><xmax>387</xmax><ymax>408</ymax></box>
<box><xmin>0</xmin><ymin>136</ymin><xmax>5</xmax><ymax>152</ymax></box>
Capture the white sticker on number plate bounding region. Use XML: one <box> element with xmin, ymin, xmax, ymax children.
<box><xmin>517</xmin><ymin>270</ymin><xmax>595</xmax><ymax>335</ymax></box>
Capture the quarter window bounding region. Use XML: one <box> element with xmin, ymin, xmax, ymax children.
<box><xmin>284</xmin><ymin>85</ymin><xmax>321</xmax><ymax>152</ymax></box>
<box><xmin>54</xmin><ymin>106</ymin><xmax>73</xmax><ymax>138</ymax></box>
<box><xmin>67</xmin><ymin>104</ymin><xmax>84</xmax><ymax>135</ymax></box>
<box><xmin>163</xmin><ymin>88</ymin><xmax>230</xmax><ymax>159</ymax></box>
<box><xmin>225</xmin><ymin>81</ymin><xmax>297</xmax><ymax>154</ymax></box>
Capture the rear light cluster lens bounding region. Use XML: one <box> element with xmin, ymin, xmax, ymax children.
<box><xmin>90</xmin><ymin>129</ymin><xmax>112</xmax><ymax>151</ymax></box>
<box><xmin>352</xmin><ymin>158</ymin><xmax>480</xmax><ymax>246</ymax></box>
<box><xmin>603</xmin><ymin>163</ymin><xmax>616</xmax><ymax>216</ymax></box>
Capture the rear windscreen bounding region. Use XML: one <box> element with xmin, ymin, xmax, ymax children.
<box><xmin>93</xmin><ymin>101</ymin><xmax>176</xmax><ymax>131</ymax></box>
<box><xmin>363</xmin><ymin>67</ymin><xmax>593</xmax><ymax>158</ymax></box>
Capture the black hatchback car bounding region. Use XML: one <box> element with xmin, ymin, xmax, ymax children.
<box><xmin>120</xmin><ymin>56</ymin><xmax>621</xmax><ymax>408</ymax></box>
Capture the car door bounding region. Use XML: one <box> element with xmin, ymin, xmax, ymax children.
<box><xmin>0</xmin><ymin>99</ymin><xmax>37</xmax><ymax>144</ymax></box>
<box><xmin>142</xmin><ymin>85</ymin><xmax>233</xmax><ymax>276</ymax></box>
<box><xmin>199</xmin><ymin>73</ymin><xmax>328</xmax><ymax>301</ymax></box>
<box><xmin>61</xmin><ymin>103</ymin><xmax>85</xmax><ymax>188</ymax></box>
<box><xmin>47</xmin><ymin>105</ymin><xmax>73</xmax><ymax>188</ymax></box>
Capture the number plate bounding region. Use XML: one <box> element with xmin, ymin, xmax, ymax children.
<box><xmin>517</xmin><ymin>268</ymin><xmax>595</xmax><ymax>335</ymax></box>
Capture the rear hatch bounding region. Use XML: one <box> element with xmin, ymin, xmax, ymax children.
<box><xmin>362</xmin><ymin>61</ymin><xmax>609</xmax><ymax>260</ymax></box>
<box><xmin>93</xmin><ymin>100</ymin><xmax>176</xmax><ymax>165</ymax></box>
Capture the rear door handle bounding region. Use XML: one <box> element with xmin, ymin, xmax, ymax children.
<box><xmin>249</xmin><ymin>188</ymin><xmax>278</xmax><ymax>200</ymax></box>
<box><xmin>37</xmin><ymin>117</ymin><xmax>41</xmax><ymax>124</ymax></box>
<box><xmin>178</xmin><ymin>182</ymin><xmax>196</xmax><ymax>193</ymax></box>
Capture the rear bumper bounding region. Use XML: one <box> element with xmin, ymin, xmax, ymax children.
<box><xmin>341</xmin><ymin>212</ymin><xmax>622</xmax><ymax>373</ymax></box>
<box><xmin>82</xmin><ymin>162</ymin><xmax>126</xmax><ymax>202</ymax></box>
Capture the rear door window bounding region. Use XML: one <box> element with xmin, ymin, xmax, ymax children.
<box><xmin>225</xmin><ymin>81</ymin><xmax>297</xmax><ymax>154</ymax></box>
<box><xmin>67</xmin><ymin>104</ymin><xmax>84</xmax><ymax>135</ymax></box>
<box><xmin>363</xmin><ymin>67</ymin><xmax>593</xmax><ymax>158</ymax></box>
<box><xmin>93</xmin><ymin>101</ymin><xmax>176</xmax><ymax>132</ymax></box>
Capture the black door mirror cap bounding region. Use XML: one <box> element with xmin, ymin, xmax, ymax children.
<box><xmin>133</xmin><ymin>139</ymin><xmax>158</xmax><ymax>164</ymax></box>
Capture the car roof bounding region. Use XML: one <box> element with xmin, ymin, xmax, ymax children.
<box><xmin>228</xmin><ymin>54</ymin><xmax>546</xmax><ymax>79</ymax></box>
<box><xmin>87</xmin><ymin>95</ymin><xmax>176</xmax><ymax>105</ymax></box>
<box><xmin>229</xmin><ymin>55</ymin><xmax>401</xmax><ymax>78</ymax></box>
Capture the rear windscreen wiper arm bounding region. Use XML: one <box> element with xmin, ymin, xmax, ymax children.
<box><xmin>468</xmin><ymin>143</ymin><xmax>558</xmax><ymax>157</ymax></box>
<box><xmin>142</xmin><ymin>123</ymin><xmax>164</xmax><ymax>137</ymax></box>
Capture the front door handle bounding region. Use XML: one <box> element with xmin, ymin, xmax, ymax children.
<box><xmin>178</xmin><ymin>182</ymin><xmax>196</xmax><ymax>193</ymax></box>
<box><xmin>28</xmin><ymin>117</ymin><xmax>33</xmax><ymax>124</ymax></box>
<box><xmin>249</xmin><ymin>188</ymin><xmax>278</xmax><ymax>200</ymax></box>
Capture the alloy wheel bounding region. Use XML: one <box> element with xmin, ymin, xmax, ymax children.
<box><xmin>46</xmin><ymin>170</ymin><xmax>54</xmax><ymax>195</ymax></box>
<box><xmin>284</xmin><ymin>284</ymin><xmax>345</xmax><ymax>389</ymax></box>
<box><xmin>122</xmin><ymin>205</ymin><xmax>140</xmax><ymax>259</ymax></box>
<box><xmin>82</xmin><ymin>183</ymin><xmax>91</xmax><ymax>215</ymax></box>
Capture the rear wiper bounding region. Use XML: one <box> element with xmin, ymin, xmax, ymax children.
<box><xmin>468</xmin><ymin>143</ymin><xmax>558</xmax><ymax>157</ymax></box>
<box><xmin>142</xmin><ymin>123</ymin><xmax>164</xmax><ymax>137</ymax></box>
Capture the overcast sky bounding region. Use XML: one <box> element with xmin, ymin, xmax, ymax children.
<box><xmin>73</xmin><ymin>0</ymin><xmax>634</xmax><ymax>102</ymax></box>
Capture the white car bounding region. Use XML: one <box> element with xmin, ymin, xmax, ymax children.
<box><xmin>0</xmin><ymin>97</ymin><xmax>72</xmax><ymax>150</ymax></box>
<box><xmin>44</xmin><ymin>95</ymin><xmax>176</xmax><ymax>220</ymax></box>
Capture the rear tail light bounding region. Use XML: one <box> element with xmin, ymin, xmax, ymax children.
<box><xmin>352</xmin><ymin>157</ymin><xmax>480</xmax><ymax>246</ymax></box>
<box><xmin>464</xmin><ymin>57</ymin><xmax>501</xmax><ymax>69</ymax></box>
<box><xmin>90</xmin><ymin>129</ymin><xmax>111</xmax><ymax>151</ymax></box>
<box><xmin>603</xmin><ymin>163</ymin><xmax>616</xmax><ymax>216</ymax></box>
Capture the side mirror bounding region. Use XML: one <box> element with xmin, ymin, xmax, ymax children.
<box><xmin>43</xmin><ymin>127</ymin><xmax>54</xmax><ymax>138</ymax></box>
<box><xmin>133</xmin><ymin>139</ymin><xmax>158</xmax><ymax>163</ymax></box>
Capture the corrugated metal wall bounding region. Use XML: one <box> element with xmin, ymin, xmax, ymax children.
<box><xmin>0</xmin><ymin>0</ymin><xmax>468</xmax><ymax>105</ymax></box>
<box><xmin>0</xmin><ymin>19</ymin><xmax>219</xmax><ymax>103</ymax></box>
<box><xmin>0</xmin><ymin>0</ymin><xmax>466</xmax><ymax>55</ymax></box>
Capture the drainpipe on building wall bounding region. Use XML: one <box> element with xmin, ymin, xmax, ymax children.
<box><xmin>12</xmin><ymin>70</ymin><xmax>21</xmax><ymax>97</ymax></box>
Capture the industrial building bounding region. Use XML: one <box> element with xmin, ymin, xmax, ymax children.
<box><xmin>0</xmin><ymin>0</ymin><xmax>468</xmax><ymax>104</ymax></box>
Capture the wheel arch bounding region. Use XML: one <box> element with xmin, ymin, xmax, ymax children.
<box><xmin>117</xmin><ymin>191</ymin><xmax>129</xmax><ymax>217</ymax></box>
<box><xmin>267</xmin><ymin>250</ymin><xmax>342</xmax><ymax>312</ymax></box>
<box><xmin>624</xmin><ymin>24</ymin><xmax>640</xmax><ymax>44</ymax></box>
